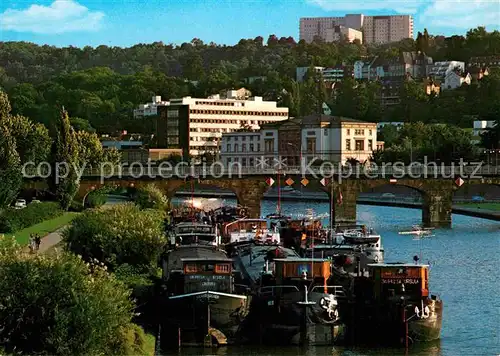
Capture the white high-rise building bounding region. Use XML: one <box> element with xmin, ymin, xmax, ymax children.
<box><xmin>300</xmin><ymin>14</ymin><xmax>413</xmax><ymax>45</ymax></box>
<box><xmin>157</xmin><ymin>89</ymin><xmax>288</xmax><ymax>158</ymax></box>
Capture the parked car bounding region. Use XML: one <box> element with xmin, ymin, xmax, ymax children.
<box><xmin>31</xmin><ymin>199</ymin><xmax>41</xmax><ymax>204</ymax></box>
<box><xmin>14</xmin><ymin>199</ymin><xmax>27</xmax><ymax>209</ymax></box>
<box><xmin>471</xmin><ymin>196</ymin><xmax>485</xmax><ymax>202</ymax></box>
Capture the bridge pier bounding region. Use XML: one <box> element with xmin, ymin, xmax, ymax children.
<box><xmin>423</xmin><ymin>193</ymin><xmax>453</xmax><ymax>228</ymax></box>
<box><xmin>329</xmin><ymin>184</ymin><xmax>357</xmax><ymax>225</ymax></box>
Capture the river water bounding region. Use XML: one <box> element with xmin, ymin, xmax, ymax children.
<box><xmin>170</xmin><ymin>198</ymin><xmax>500</xmax><ymax>356</ymax></box>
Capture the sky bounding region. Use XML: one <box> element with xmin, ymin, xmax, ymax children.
<box><xmin>0</xmin><ymin>0</ymin><xmax>499</xmax><ymax>47</ymax></box>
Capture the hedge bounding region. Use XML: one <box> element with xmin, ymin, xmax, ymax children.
<box><xmin>0</xmin><ymin>202</ymin><xmax>63</xmax><ymax>233</ymax></box>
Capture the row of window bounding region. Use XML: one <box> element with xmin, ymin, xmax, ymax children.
<box><xmin>345</xmin><ymin>139</ymin><xmax>373</xmax><ymax>151</ymax></box>
<box><xmin>226</xmin><ymin>157</ymin><xmax>255</xmax><ymax>166</ymax></box>
<box><xmin>190</xmin><ymin>119</ymin><xmax>275</xmax><ymax>125</ymax></box>
<box><xmin>190</xmin><ymin>109</ymin><xmax>287</xmax><ymax>117</ymax></box>
<box><xmin>195</xmin><ymin>101</ymin><xmax>241</xmax><ymax>107</ymax></box>
<box><xmin>225</xmin><ymin>143</ymin><xmax>260</xmax><ymax>152</ymax></box>
<box><xmin>225</xmin><ymin>135</ymin><xmax>260</xmax><ymax>141</ymax></box>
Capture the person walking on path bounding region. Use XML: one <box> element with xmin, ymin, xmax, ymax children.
<box><xmin>34</xmin><ymin>234</ymin><xmax>41</xmax><ymax>251</ymax></box>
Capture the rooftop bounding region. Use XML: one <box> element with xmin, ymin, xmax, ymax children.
<box><xmin>367</xmin><ymin>263</ymin><xmax>429</xmax><ymax>268</ymax></box>
<box><xmin>274</xmin><ymin>258</ymin><xmax>330</xmax><ymax>262</ymax></box>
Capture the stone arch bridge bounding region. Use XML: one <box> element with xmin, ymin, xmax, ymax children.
<box><xmin>25</xmin><ymin>169</ymin><xmax>500</xmax><ymax>227</ymax></box>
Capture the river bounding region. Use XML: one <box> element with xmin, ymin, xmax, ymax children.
<box><xmin>170</xmin><ymin>198</ymin><xmax>500</xmax><ymax>356</ymax></box>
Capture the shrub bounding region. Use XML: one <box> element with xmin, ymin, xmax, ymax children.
<box><xmin>0</xmin><ymin>201</ymin><xmax>62</xmax><ymax>233</ymax></box>
<box><xmin>134</xmin><ymin>184</ymin><xmax>168</xmax><ymax>211</ymax></box>
<box><xmin>0</xmin><ymin>236</ymin><xmax>146</xmax><ymax>355</ymax></box>
<box><xmin>63</xmin><ymin>203</ymin><xmax>166</xmax><ymax>271</ymax></box>
<box><xmin>84</xmin><ymin>186</ymin><xmax>111</xmax><ymax>209</ymax></box>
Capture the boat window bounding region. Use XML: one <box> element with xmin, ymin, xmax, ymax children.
<box><xmin>216</xmin><ymin>264</ymin><xmax>231</xmax><ymax>273</ymax></box>
<box><xmin>206</xmin><ymin>264</ymin><xmax>215</xmax><ymax>272</ymax></box>
<box><xmin>184</xmin><ymin>264</ymin><xmax>198</xmax><ymax>273</ymax></box>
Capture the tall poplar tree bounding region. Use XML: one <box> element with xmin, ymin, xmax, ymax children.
<box><xmin>0</xmin><ymin>92</ymin><xmax>22</xmax><ymax>208</ymax></box>
<box><xmin>0</xmin><ymin>124</ymin><xmax>21</xmax><ymax>208</ymax></box>
<box><xmin>52</xmin><ymin>108</ymin><xmax>80</xmax><ymax>210</ymax></box>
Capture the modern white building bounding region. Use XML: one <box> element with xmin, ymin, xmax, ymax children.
<box><xmin>300</xmin><ymin>14</ymin><xmax>413</xmax><ymax>45</ymax></box>
<box><xmin>157</xmin><ymin>89</ymin><xmax>288</xmax><ymax>158</ymax></box>
<box><xmin>133</xmin><ymin>96</ymin><xmax>170</xmax><ymax>118</ymax></box>
<box><xmin>220</xmin><ymin>114</ymin><xmax>378</xmax><ymax>167</ymax></box>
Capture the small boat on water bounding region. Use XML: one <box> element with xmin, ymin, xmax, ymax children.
<box><xmin>168</xmin><ymin>221</ymin><xmax>221</xmax><ymax>247</ymax></box>
<box><xmin>399</xmin><ymin>225</ymin><xmax>435</xmax><ymax>236</ymax></box>
<box><xmin>223</xmin><ymin>218</ymin><xmax>280</xmax><ymax>245</ymax></box>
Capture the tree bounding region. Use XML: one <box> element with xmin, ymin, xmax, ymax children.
<box><xmin>75</xmin><ymin>130</ymin><xmax>104</xmax><ymax>168</ymax></box>
<box><xmin>378</xmin><ymin>125</ymin><xmax>399</xmax><ymax>147</ymax></box>
<box><xmin>71</xmin><ymin>117</ymin><xmax>96</xmax><ymax>132</ymax></box>
<box><xmin>182</xmin><ymin>53</ymin><xmax>204</xmax><ymax>80</ymax></box>
<box><xmin>0</xmin><ymin>124</ymin><xmax>21</xmax><ymax>208</ymax></box>
<box><xmin>134</xmin><ymin>184</ymin><xmax>169</xmax><ymax>211</ymax></box>
<box><xmin>63</xmin><ymin>203</ymin><xmax>166</xmax><ymax>271</ymax></box>
<box><xmin>4</xmin><ymin>114</ymin><xmax>51</xmax><ymax>164</ymax></box>
<box><xmin>0</xmin><ymin>237</ymin><xmax>148</xmax><ymax>355</ymax></box>
<box><xmin>52</xmin><ymin>108</ymin><xmax>80</xmax><ymax>210</ymax></box>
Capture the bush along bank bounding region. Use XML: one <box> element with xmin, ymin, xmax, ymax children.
<box><xmin>0</xmin><ymin>202</ymin><xmax>62</xmax><ymax>233</ymax></box>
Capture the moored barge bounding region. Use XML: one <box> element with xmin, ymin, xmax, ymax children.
<box><xmin>341</xmin><ymin>262</ymin><xmax>443</xmax><ymax>346</ymax></box>
<box><xmin>159</xmin><ymin>245</ymin><xmax>250</xmax><ymax>347</ymax></box>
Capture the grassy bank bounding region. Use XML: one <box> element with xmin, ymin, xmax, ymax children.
<box><xmin>4</xmin><ymin>212</ymin><xmax>79</xmax><ymax>245</ymax></box>
<box><xmin>455</xmin><ymin>202</ymin><xmax>500</xmax><ymax>211</ymax></box>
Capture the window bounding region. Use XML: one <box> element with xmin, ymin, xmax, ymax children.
<box><xmin>242</xmin><ymin>144</ymin><xmax>247</xmax><ymax>152</ymax></box>
<box><xmin>355</xmin><ymin>129</ymin><xmax>365</xmax><ymax>135</ymax></box>
<box><xmin>347</xmin><ymin>129</ymin><xmax>350</xmax><ymax>135</ymax></box>
<box><xmin>306</xmin><ymin>138</ymin><xmax>316</xmax><ymax>154</ymax></box>
<box><xmin>249</xmin><ymin>158</ymin><xmax>254</xmax><ymax>166</ymax></box>
<box><xmin>215</xmin><ymin>264</ymin><xmax>230</xmax><ymax>274</ymax></box>
<box><xmin>346</xmin><ymin>139</ymin><xmax>351</xmax><ymax>151</ymax></box>
<box><xmin>265</xmin><ymin>132</ymin><xmax>273</xmax><ymax>137</ymax></box>
<box><xmin>264</xmin><ymin>139</ymin><xmax>274</xmax><ymax>153</ymax></box>
<box><xmin>307</xmin><ymin>131</ymin><xmax>315</xmax><ymax>135</ymax></box>
<box><xmin>368</xmin><ymin>139</ymin><xmax>373</xmax><ymax>151</ymax></box>
<box><xmin>167</xmin><ymin>109</ymin><xmax>179</xmax><ymax>118</ymax></box>
<box><xmin>234</xmin><ymin>144</ymin><xmax>239</xmax><ymax>152</ymax></box>
<box><xmin>355</xmin><ymin>140</ymin><xmax>364</xmax><ymax>151</ymax></box>
<box><xmin>369</xmin><ymin>129</ymin><xmax>372</xmax><ymax>135</ymax></box>
<box><xmin>242</xmin><ymin>158</ymin><xmax>246</xmax><ymax>166</ymax></box>
<box><xmin>226</xmin><ymin>144</ymin><xmax>231</xmax><ymax>152</ymax></box>
<box><xmin>324</xmin><ymin>129</ymin><xmax>328</xmax><ymax>136</ymax></box>
<box><xmin>249</xmin><ymin>143</ymin><xmax>254</xmax><ymax>151</ymax></box>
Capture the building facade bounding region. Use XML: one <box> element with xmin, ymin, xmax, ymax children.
<box><xmin>325</xmin><ymin>25</ymin><xmax>363</xmax><ymax>43</ymax></box>
<box><xmin>300</xmin><ymin>14</ymin><xmax>413</xmax><ymax>45</ymax></box>
<box><xmin>220</xmin><ymin>115</ymin><xmax>378</xmax><ymax>167</ymax></box>
<box><xmin>427</xmin><ymin>61</ymin><xmax>465</xmax><ymax>79</ymax></box>
<box><xmin>443</xmin><ymin>71</ymin><xmax>471</xmax><ymax>90</ymax></box>
<box><xmin>133</xmin><ymin>96</ymin><xmax>170</xmax><ymax>118</ymax></box>
<box><xmin>157</xmin><ymin>90</ymin><xmax>288</xmax><ymax>159</ymax></box>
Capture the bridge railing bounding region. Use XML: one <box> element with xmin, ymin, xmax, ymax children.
<box><xmin>23</xmin><ymin>164</ymin><xmax>499</xmax><ymax>178</ymax></box>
